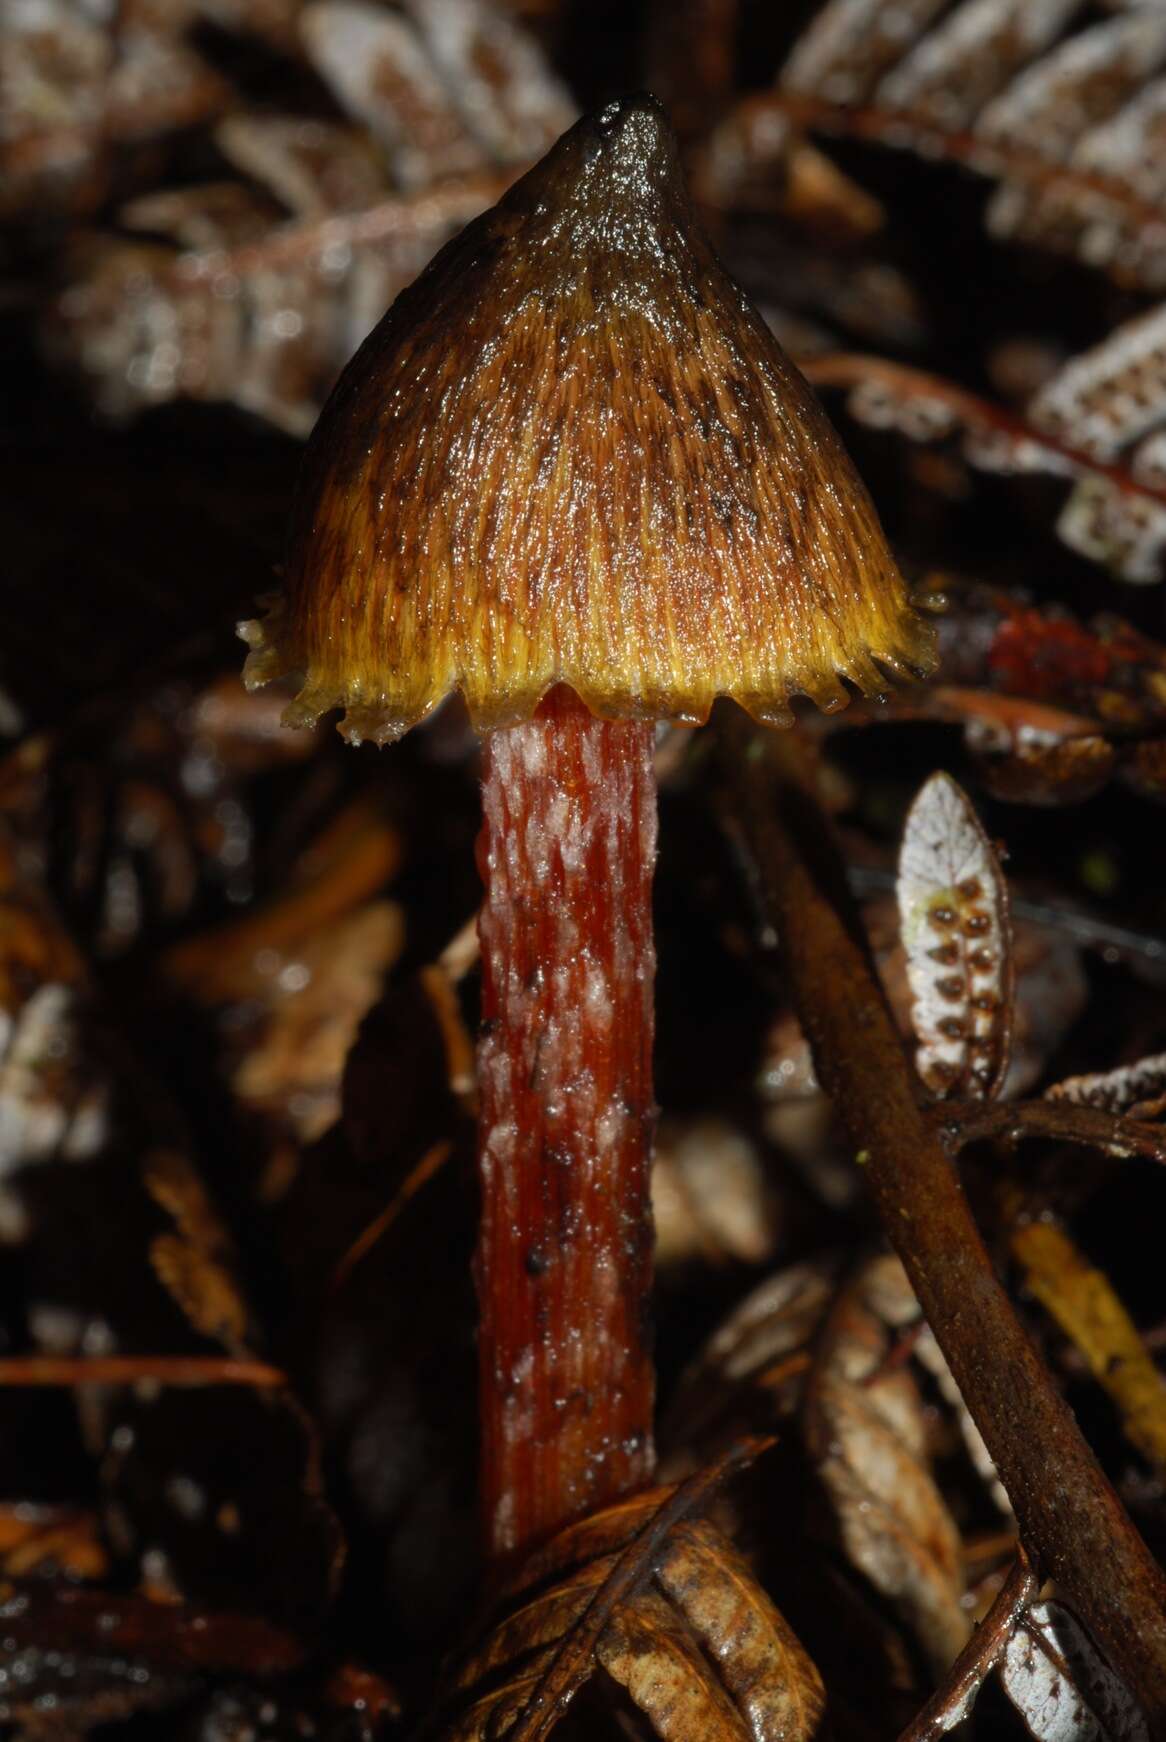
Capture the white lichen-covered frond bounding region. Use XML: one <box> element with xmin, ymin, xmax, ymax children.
<box><xmin>1045</xmin><ymin>1051</ymin><xmax>1166</xmax><ymax>1117</ymax></box>
<box><xmin>896</xmin><ymin>772</ymin><xmax>1014</xmax><ymax>1099</ymax></box>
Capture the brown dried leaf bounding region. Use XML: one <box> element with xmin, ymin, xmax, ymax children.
<box><xmin>897</xmin><ymin>772</ymin><xmax>1014</xmax><ymax>1100</ymax></box>
<box><xmin>148</xmin><ymin>1233</ymin><xmax>251</xmax><ymax>1353</ymax></box>
<box><xmin>804</xmin><ymin>1255</ymin><xmax>970</xmax><ymax>1675</ymax></box>
<box><xmin>231</xmin><ymin>901</ymin><xmax>405</xmax><ymax>1142</ymax></box>
<box><xmin>437</xmin><ymin>1457</ymin><xmax>824</xmax><ymax>1742</ymax></box>
<box><xmin>0</xmin><ymin>1506</ymin><xmax>108</xmax><ymax>1581</ymax></box>
<box><xmin>164</xmin><ymin>797</ymin><xmax>405</xmax><ymax>1146</ymax></box>
<box><xmin>690</xmin><ymin>97</ymin><xmax>885</xmax><ymax>240</ymax></box>
<box><xmin>1000</xmin><ymin>1600</ymin><xmax>1150</xmax><ymax>1740</ymax></box>
<box><xmin>140</xmin><ymin>1151</ymin><xmax>255</xmax><ymax>1354</ymax></box>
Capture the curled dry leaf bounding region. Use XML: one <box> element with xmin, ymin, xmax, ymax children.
<box><xmin>436</xmin><ymin>1452</ymin><xmax>824</xmax><ymax>1742</ymax></box>
<box><xmin>1046</xmin><ymin>1052</ymin><xmax>1166</xmax><ymax>1121</ymax></box>
<box><xmin>804</xmin><ymin>1255</ymin><xmax>970</xmax><ymax>1676</ymax></box>
<box><xmin>664</xmin><ymin>1254</ymin><xmax>974</xmax><ymax>1678</ymax></box>
<box><xmin>164</xmin><ymin>796</ymin><xmax>405</xmax><ymax>1150</ymax></box>
<box><xmin>1001</xmin><ymin>1600</ymin><xmax>1150</xmax><ymax>1741</ymax></box>
<box><xmin>897</xmin><ymin>772</ymin><xmax>1014</xmax><ymax>1100</ymax></box>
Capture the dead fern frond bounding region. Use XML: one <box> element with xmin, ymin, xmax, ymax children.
<box><xmin>709</xmin><ymin>0</ymin><xmax>1166</xmax><ymax>291</ymax></box>
<box><xmin>40</xmin><ymin>0</ymin><xmax>574</xmax><ymax>433</ymax></box>
<box><xmin>802</xmin><ymin>297</ymin><xmax>1166</xmax><ymax>582</ymax></box>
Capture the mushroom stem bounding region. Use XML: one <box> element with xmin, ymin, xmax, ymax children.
<box><xmin>475</xmin><ymin>685</ymin><xmax>657</xmax><ymax>1562</ymax></box>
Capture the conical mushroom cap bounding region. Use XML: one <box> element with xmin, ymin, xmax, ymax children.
<box><xmin>241</xmin><ymin>94</ymin><xmax>935</xmax><ymax>745</ymax></box>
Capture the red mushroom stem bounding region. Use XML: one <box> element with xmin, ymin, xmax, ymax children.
<box><xmin>474</xmin><ymin>685</ymin><xmax>657</xmax><ymax>1562</ymax></box>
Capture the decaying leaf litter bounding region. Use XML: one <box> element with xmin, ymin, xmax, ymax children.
<box><xmin>5</xmin><ymin>0</ymin><xmax>1166</xmax><ymax>1738</ymax></box>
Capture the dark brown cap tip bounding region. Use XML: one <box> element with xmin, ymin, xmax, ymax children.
<box><xmin>242</xmin><ymin>95</ymin><xmax>936</xmax><ymax>745</ymax></box>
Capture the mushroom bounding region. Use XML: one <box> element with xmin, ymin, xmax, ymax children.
<box><xmin>240</xmin><ymin>94</ymin><xmax>935</xmax><ymax>1563</ymax></box>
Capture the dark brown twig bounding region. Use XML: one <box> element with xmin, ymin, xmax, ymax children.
<box><xmin>897</xmin><ymin>1551</ymin><xmax>1039</xmax><ymax>1742</ymax></box>
<box><xmin>0</xmin><ymin>1356</ymin><xmax>287</xmax><ymax>1388</ymax></box>
<box><xmin>932</xmin><ymin>1099</ymin><xmax>1166</xmax><ymax>1164</ymax></box>
<box><xmin>717</xmin><ymin>718</ymin><xmax>1166</xmax><ymax>1728</ymax></box>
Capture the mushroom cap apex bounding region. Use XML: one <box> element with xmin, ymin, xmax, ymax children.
<box><xmin>242</xmin><ymin>95</ymin><xmax>935</xmax><ymax>745</ymax></box>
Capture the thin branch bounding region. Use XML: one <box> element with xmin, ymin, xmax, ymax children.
<box><xmin>0</xmin><ymin>1355</ymin><xmax>287</xmax><ymax>1388</ymax></box>
<box><xmin>932</xmin><ymin>1099</ymin><xmax>1166</xmax><ymax>1164</ymax></box>
<box><xmin>898</xmin><ymin>1551</ymin><xmax>1039</xmax><ymax>1742</ymax></box>
<box><xmin>330</xmin><ymin>1139</ymin><xmax>454</xmax><ymax>1292</ymax></box>
<box><xmin>0</xmin><ymin>1581</ymin><xmax>305</xmax><ymax>1676</ymax></box>
<box><xmin>716</xmin><ymin>718</ymin><xmax>1166</xmax><ymax>1730</ymax></box>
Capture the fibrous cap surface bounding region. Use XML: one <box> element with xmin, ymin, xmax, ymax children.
<box><xmin>241</xmin><ymin>93</ymin><xmax>935</xmax><ymax>744</ymax></box>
